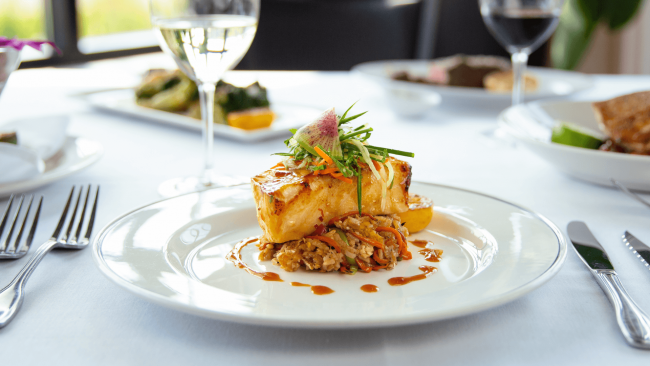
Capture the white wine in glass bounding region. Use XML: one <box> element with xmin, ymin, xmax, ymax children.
<box><xmin>151</xmin><ymin>0</ymin><xmax>260</xmax><ymax>197</ymax></box>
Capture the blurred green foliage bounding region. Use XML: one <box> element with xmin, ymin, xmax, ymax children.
<box><xmin>0</xmin><ymin>0</ymin><xmax>151</xmax><ymax>40</ymax></box>
<box><xmin>552</xmin><ymin>0</ymin><xmax>645</xmax><ymax>70</ymax></box>
<box><xmin>0</xmin><ymin>2</ymin><xmax>46</xmax><ymax>39</ymax></box>
<box><xmin>77</xmin><ymin>0</ymin><xmax>151</xmax><ymax>37</ymax></box>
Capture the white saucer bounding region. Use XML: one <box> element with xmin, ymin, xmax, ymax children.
<box><xmin>0</xmin><ymin>143</ymin><xmax>44</xmax><ymax>184</ymax></box>
<box><xmin>0</xmin><ymin>136</ymin><xmax>103</xmax><ymax>197</ymax></box>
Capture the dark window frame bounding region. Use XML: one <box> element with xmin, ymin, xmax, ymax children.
<box><xmin>20</xmin><ymin>0</ymin><xmax>159</xmax><ymax>69</ymax></box>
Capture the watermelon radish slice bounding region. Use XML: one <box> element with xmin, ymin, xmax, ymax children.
<box><xmin>293</xmin><ymin>107</ymin><xmax>342</xmax><ymax>158</ymax></box>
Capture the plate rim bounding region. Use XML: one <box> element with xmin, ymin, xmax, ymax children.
<box><xmin>92</xmin><ymin>181</ymin><xmax>568</xmax><ymax>329</ymax></box>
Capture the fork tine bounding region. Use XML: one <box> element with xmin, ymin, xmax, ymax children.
<box><xmin>73</xmin><ymin>185</ymin><xmax>91</xmax><ymax>243</ymax></box>
<box><xmin>8</xmin><ymin>196</ymin><xmax>34</xmax><ymax>253</ymax></box>
<box><xmin>61</xmin><ymin>187</ymin><xmax>83</xmax><ymax>244</ymax></box>
<box><xmin>51</xmin><ymin>186</ymin><xmax>75</xmax><ymax>240</ymax></box>
<box><xmin>19</xmin><ymin>196</ymin><xmax>42</xmax><ymax>254</ymax></box>
<box><xmin>81</xmin><ymin>186</ymin><xmax>100</xmax><ymax>243</ymax></box>
<box><xmin>0</xmin><ymin>194</ymin><xmax>15</xmax><ymax>240</ymax></box>
<box><xmin>0</xmin><ymin>195</ymin><xmax>24</xmax><ymax>252</ymax></box>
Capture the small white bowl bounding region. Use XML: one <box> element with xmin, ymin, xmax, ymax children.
<box><xmin>499</xmin><ymin>100</ymin><xmax>650</xmax><ymax>191</ymax></box>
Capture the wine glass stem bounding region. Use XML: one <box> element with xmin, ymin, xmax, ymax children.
<box><xmin>511</xmin><ymin>51</ymin><xmax>529</xmax><ymax>106</ymax></box>
<box><xmin>198</xmin><ymin>82</ymin><xmax>216</xmax><ymax>186</ymax></box>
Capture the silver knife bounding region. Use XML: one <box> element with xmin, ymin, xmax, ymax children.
<box><xmin>623</xmin><ymin>231</ymin><xmax>650</xmax><ymax>270</ymax></box>
<box><xmin>567</xmin><ymin>221</ymin><xmax>650</xmax><ymax>349</ymax></box>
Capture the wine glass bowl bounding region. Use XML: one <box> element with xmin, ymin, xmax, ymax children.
<box><xmin>479</xmin><ymin>0</ymin><xmax>564</xmax><ymax>105</ymax></box>
<box><xmin>150</xmin><ymin>0</ymin><xmax>260</xmax><ymax>196</ymax></box>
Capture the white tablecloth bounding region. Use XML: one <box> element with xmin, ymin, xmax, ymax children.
<box><xmin>1</xmin><ymin>54</ymin><xmax>649</xmax><ymax>365</ymax></box>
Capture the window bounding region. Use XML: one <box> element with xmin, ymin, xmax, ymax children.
<box><xmin>0</xmin><ymin>0</ymin><xmax>51</xmax><ymax>61</ymax></box>
<box><xmin>76</xmin><ymin>0</ymin><xmax>157</xmax><ymax>54</ymax></box>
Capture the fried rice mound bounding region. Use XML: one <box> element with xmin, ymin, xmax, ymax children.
<box><xmin>257</xmin><ymin>214</ymin><xmax>409</xmax><ymax>273</ymax></box>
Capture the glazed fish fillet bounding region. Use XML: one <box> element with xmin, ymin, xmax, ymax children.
<box><xmin>251</xmin><ymin>157</ymin><xmax>412</xmax><ymax>243</ymax></box>
<box><xmin>593</xmin><ymin>91</ymin><xmax>650</xmax><ymax>154</ymax></box>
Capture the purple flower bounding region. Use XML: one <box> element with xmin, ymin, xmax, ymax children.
<box><xmin>0</xmin><ymin>37</ymin><xmax>62</xmax><ymax>54</ymax></box>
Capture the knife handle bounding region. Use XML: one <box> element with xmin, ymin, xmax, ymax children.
<box><xmin>595</xmin><ymin>271</ymin><xmax>650</xmax><ymax>349</ymax></box>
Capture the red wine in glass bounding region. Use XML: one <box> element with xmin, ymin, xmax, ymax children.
<box><xmin>479</xmin><ymin>0</ymin><xmax>564</xmax><ymax>105</ymax></box>
<box><xmin>482</xmin><ymin>9</ymin><xmax>559</xmax><ymax>54</ymax></box>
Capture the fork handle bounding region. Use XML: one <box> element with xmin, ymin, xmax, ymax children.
<box><xmin>0</xmin><ymin>240</ymin><xmax>58</xmax><ymax>328</ymax></box>
<box><xmin>595</xmin><ymin>271</ymin><xmax>650</xmax><ymax>349</ymax></box>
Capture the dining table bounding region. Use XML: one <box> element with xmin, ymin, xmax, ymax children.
<box><xmin>0</xmin><ymin>52</ymin><xmax>649</xmax><ymax>365</ymax></box>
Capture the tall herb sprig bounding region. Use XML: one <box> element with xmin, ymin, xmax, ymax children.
<box><xmin>274</xmin><ymin>103</ymin><xmax>414</xmax><ymax>214</ymax></box>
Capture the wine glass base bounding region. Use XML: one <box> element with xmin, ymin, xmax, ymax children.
<box><xmin>158</xmin><ymin>174</ymin><xmax>250</xmax><ymax>197</ymax></box>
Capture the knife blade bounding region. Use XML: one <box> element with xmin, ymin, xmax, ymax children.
<box><xmin>623</xmin><ymin>231</ymin><xmax>650</xmax><ymax>270</ymax></box>
<box><xmin>567</xmin><ymin>221</ymin><xmax>650</xmax><ymax>349</ymax></box>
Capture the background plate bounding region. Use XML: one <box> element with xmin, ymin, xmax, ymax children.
<box><xmin>352</xmin><ymin>59</ymin><xmax>594</xmax><ymax>103</ymax></box>
<box><xmin>79</xmin><ymin>88</ymin><xmax>324</xmax><ymax>142</ymax></box>
<box><xmin>93</xmin><ymin>182</ymin><xmax>567</xmax><ymax>328</ymax></box>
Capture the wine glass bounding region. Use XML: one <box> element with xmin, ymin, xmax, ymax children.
<box><xmin>479</xmin><ymin>0</ymin><xmax>564</xmax><ymax>105</ymax></box>
<box><xmin>150</xmin><ymin>0</ymin><xmax>260</xmax><ymax>197</ymax></box>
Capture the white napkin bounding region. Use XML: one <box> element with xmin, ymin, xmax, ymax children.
<box><xmin>0</xmin><ymin>143</ymin><xmax>44</xmax><ymax>184</ymax></box>
<box><xmin>0</xmin><ymin>115</ymin><xmax>69</xmax><ymax>160</ymax></box>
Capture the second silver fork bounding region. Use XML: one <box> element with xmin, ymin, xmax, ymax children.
<box><xmin>0</xmin><ymin>185</ymin><xmax>99</xmax><ymax>328</ymax></box>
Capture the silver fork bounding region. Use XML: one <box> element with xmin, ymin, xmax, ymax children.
<box><xmin>0</xmin><ymin>185</ymin><xmax>99</xmax><ymax>328</ymax></box>
<box><xmin>0</xmin><ymin>194</ymin><xmax>43</xmax><ymax>259</ymax></box>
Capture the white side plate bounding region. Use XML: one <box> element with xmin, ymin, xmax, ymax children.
<box><xmin>77</xmin><ymin>88</ymin><xmax>324</xmax><ymax>142</ymax></box>
<box><xmin>93</xmin><ymin>182</ymin><xmax>567</xmax><ymax>329</ymax></box>
<box><xmin>0</xmin><ymin>136</ymin><xmax>103</xmax><ymax>197</ymax></box>
<box><xmin>0</xmin><ymin>143</ymin><xmax>44</xmax><ymax>184</ymax></box>
<box><xmin>499</xmin><ymin>100</ymin><xmax>650</xmax><ymax>191</ymax></box>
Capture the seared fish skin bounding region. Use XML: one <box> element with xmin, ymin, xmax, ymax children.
<box><xmin>252</xmin><ymin>157</ymin><xmax>411</xmax><ymax>243</ymax></box>
<box><xmin>593</xmin><ymin>91</ymin><xmax>650</xmax><ymax>154</ymax></box>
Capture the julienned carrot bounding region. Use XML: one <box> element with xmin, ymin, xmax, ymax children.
<box><xmin>318</xmin><ymin>167</ymin><xmax>338</xmax><ymax>175</ymax></box>
<box><xmin>372</xmin><ymin>265</ymin><xmax>387</xmax><ymax>271</ymax></box>
<box><xmin>355</xmin><ymin>257</ymin><xmax>372</xmax><ymax>273</ymax></box>
<box><xmin>350</xmin><ymin>232</ymin><xmax>384</xmax><ymax>249</ymax></box>
<box><xmin>372</xmin><ymin>160</ymin><xmax>382</xmax><ymax>171</ymax></box>
<box><xmin>373</xmin><ymin>249</ymin><xmax>388</xmax><ymax>264</ymax></box>
<box><xmin>314</xmin><ymin>146</ymin><xmax>333</xmax><ymax>165</ymax></box>
<box><xmin>306</xmin><ymin>235</ymin><xmax>342</xmax><ymax>253</ymax></box>
<box><xmin>331</xmin><ymin>173</ymin><xmax>353</xmax><ymax>184</ymax></box>
<box><xmin>315</xmin><ymin>159</ymin><xmax>327</xmax><ymax>166</ymax></box>
<box><xmin>376</xmin><ymin>226</ymin><xmax>404</xmax><ymax>253</ymax></box>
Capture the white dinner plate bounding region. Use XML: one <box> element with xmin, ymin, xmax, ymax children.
<box><xmin>498</xmin><ymin>100</ymin><xmax>650</xmax><ymax>191</ymax></box>
<box><xmin>93</xmin><ymin>182</ymin><xmax>567</xmax><ymax>328</ymax></box>
<box><xmin>352</xmin><ymin>59</ymin><xmax>594</xmax><ymax>103</ymax></box>
<box><xmin>0</xmin><ymin>136</ymin><xmax>103</xmax><ymax>197</ymax></box>
<box><xmin>78</xmin><ymin>88</ymin><xmax>324</xmax><ymax>142</ymax></box>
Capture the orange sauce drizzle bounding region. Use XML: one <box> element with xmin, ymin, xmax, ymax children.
<box><xmin>360</xmin><ymin>284</ymin><xmax>379</xmax><ymax>293</ymax></box>
<box><xmin>290</xmin><ymin>282</ymin><xmax>311</xmax><ymax>287</ymax></box>
<box><xmin>311</xmin><ymin>285</ymin><xmax>334</xmax><ymax>295</ymax></box>
<box><xmin>388</xmin><ymin>265</ymin><xmax>437</xmax><ymax>286</ymax></box>
<box><xmin>418</xmin><ymin>248</ymin><xmax>443</xmax><ymax>262</ymax></box>
<box><xmin>410</xmin><ymin>239</ymin><xmax>429</xmax><ymax>248</ymax></box>
<box><xmin>226</xmin><ymin>237</ymin><xmax>283</xmax><ymax>282</ymax></box>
